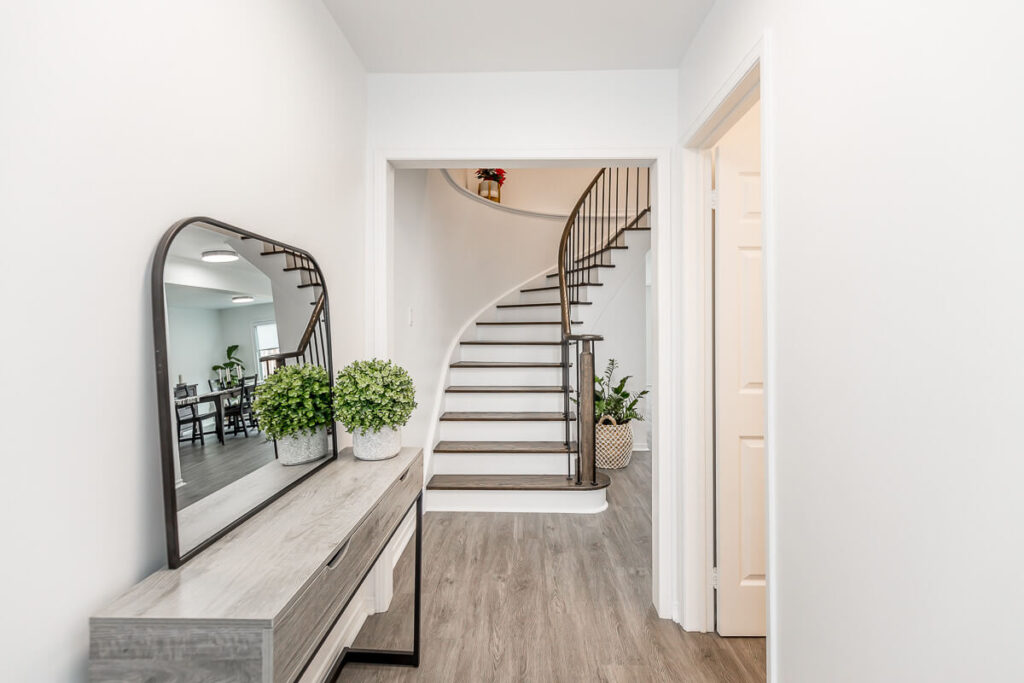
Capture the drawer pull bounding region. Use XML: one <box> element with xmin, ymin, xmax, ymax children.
<box><xmin>327</xmin><ymin>541</ymin><xmax>350</xmax><ymax>569</ymax></box>
<box><xmin>399</xmin><ymin>466</ymin><xmax>411</xmax><ymax>482</ymax></box>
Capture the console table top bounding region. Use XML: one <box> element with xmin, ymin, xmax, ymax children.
<box><xmin>92</xmin><ymin>447</ymin><xmax>422</xmax><ymax>625</ymax></box>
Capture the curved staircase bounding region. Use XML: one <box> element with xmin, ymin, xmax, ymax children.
<box><xmin>425</xmin><ymin>167</ymin><xmax>651</xmax><ymax>513</ymax></box>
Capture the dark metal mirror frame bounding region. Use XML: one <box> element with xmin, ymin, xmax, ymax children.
<box><xmin>152</xmin><ymin>216</ymin><xmax>338</xmax><ymax>568</ymax></box>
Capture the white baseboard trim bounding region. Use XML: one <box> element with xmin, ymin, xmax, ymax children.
<box><xmin>425</xmin><ymin>488</ymin><xmax>607</xmax><ymax>514</ymax></box>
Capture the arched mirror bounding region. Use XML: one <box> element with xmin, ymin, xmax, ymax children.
<box><xmin>152</xmin><ymin>217</ymin><xmax>336</xmax><ymax>567</ymax></box>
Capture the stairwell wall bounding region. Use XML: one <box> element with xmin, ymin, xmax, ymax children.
<box><xmin>390</xmin><ymin>169</ymin><xmax>564</xmax><ymax>467</ymax></box>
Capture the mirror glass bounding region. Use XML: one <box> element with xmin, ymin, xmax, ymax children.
<box><xmin>157</xmin><ymin>219</ymin><xmax>335</xmax><ymax>563</ymax></box>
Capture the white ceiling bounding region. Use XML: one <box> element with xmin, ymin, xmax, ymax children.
<box><xmin>165</xmin><ymin>283</ymin><xmax>273</xmax><ymax>310</ymax></box>
<box><xmin>322</xmin><ymin>0</ymin><xmax>715</xmax><ymax>73</ymax></box>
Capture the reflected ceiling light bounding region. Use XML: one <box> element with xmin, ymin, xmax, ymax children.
<box><xmin>201</xmin><ymin>249</ymin><xmax>239</xmax><ymax>263</ymax></box>
<box><xmin>231</xmin><ymin>295</ymin><xmax>254</xmax><ymax>304</ymax></box>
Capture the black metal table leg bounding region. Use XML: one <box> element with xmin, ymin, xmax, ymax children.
<box><xmin>328</xmin><ymin>493</ymin><xmax>422</xmax><ymax>680</ymax></box>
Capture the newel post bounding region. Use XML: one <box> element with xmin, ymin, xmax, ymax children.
<box><xmin>578</xmin><ymin>338</ymin><xmax>597</xmax><ymax>486</ymax></box>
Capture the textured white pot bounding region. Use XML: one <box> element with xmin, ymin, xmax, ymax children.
<box><xmin>277</xmin><ymin>428</ymin><xmax>329</xmax><ymax>466</ymax></box>
<box><xmin>352</xmin><ymin>426</ymin><xmax>401</xmax><ymax>461</ymax></box>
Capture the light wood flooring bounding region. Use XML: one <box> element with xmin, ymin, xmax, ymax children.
<box><xmin>340</xmin><ymin>452</ymin><xmax>765</xmax><ymax>682</ymax></box>
<box><xmin>176</xmin><ymin>430</ymin><xmax>275</xmax><ymax>509</ymax></box>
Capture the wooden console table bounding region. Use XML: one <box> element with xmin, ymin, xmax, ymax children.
<box><xmin>89</xmin><ymin>447</ymin><xmax>423</xmax><ymax>682</ymax></box>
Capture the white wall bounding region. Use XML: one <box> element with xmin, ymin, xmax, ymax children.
<box><xmin>450</xmin><ymin>167</ymin><xmax>601</xmax><ymax>215</ymax></box>
<box><xmin>0</xmin><ymin>1</ymin><xmax>366</xmax><ymax>680</ymax></box>
<box><xmin>391</xmin><ymin>169</ymin><xmax>564</xmax><ymax>456</ymax></box>
<box><xmin>368</xmin><ymin>69</ymin><xmax>678</xmax><ymax>149</ymax></box>
<box><xmin>580</xmin><ymin>231</ymin><xmax>651</xmax><ymax>447</ymax></box>
<box><xmin>678</xmin><ymin>1</ymin><xmax>1024</xmax><ymax>680</ymax></box>
<box><xmin>166</xmin><ymin>306</ymin><xmax>226</xmax><ymax>389</ymax></box>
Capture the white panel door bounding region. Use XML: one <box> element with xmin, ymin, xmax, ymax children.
<box><xmin>714</xmin><ymin>101</ymin><xmax>766</xmax><ymax>637</ymax></box>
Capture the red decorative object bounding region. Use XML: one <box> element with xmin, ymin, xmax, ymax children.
<box><xmin>475</xmin><ymin>168</ymin><xmax>507</xmax><ymax>186</ymax></box>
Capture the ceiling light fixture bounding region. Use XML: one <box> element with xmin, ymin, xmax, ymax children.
<box><xmin>231</xmin><ymin>295</ymin><xmax>254</xmax><ymax>304</ymax></box>
<box><xmin>201</xmin><ymin>249</ymin><xmax>239</xmax><ymax>263</ymax></box>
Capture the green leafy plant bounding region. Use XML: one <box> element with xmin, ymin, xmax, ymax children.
<box><xmin>593</xmin><ymin>359</ymin><xmax>649</xmax><ymax>423</ymax></box>
<box><xmin>212</xmin><ymin>344</ymin><xmax>246</xmax><ymax>385</ymax></box>
<box><xmin>334</xmin><ymin>359</ymin><xmax>417</xmax><ymax>434</ymax></box>
<box><xmin>251</xmin><ymin>363</ymin><xmax>332</xmax><ymax>440</ymax></box>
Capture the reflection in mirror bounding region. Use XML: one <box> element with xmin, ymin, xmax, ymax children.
<box><xmin>158</xmin><ymin>220</ymin><xmax>334</xmax><ymax>562</ymax></box>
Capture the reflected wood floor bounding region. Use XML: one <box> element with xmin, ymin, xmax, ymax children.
<box><xmin>340</xmin><ymin>452</ymin><xmax>765</xmax><ymax>682</ymax></box>
<box><xmin>177</xmin><ymin>430</ymin><xmax>274</xmax><ymax>509</ymax></box>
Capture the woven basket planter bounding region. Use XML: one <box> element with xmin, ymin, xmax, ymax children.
<box><xmin>595</xmin><ymin>415</ymin><xmax>633</xmax><ymax>469</ymax></box>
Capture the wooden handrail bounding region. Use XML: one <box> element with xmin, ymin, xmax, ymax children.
<box><xmin>556</xmin><ymin>169</ymin><xmax>606</xmax><ymax>337</ymax></box>
<box><xmin>260</xmin><ymin>293</ymin><xmax>326</xmax><ymax>369</ymax></box>
<box><xmin>556</xmin><ymin>167</ymin><xmax>651</xmax><ymax>484</ymax></box>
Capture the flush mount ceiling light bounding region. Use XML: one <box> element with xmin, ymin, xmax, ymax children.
<box><xmin>231</xmin><ymin>295</ymin><xmax>255</xmax><ymax>304</ymax></box>
<box><xmin>201</xmin><ymin>249</ymin><xmax>239</xmax><ymax>263</ymax></box>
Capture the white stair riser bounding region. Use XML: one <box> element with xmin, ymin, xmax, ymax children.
<box><xmin>443</xmin><ymin>392</ymin><xmax>565</xmax><ymax>412</ymax></box>
<box><xmin>492</xmin><ymin>305</ymin><xmax>582</xmax><ymax>323</ymax></box>
<box><xmin>516</xmin><ymin>290</ymin><xmax>563</xmax><ymax>305</ymax></box>
<box><xmin>473</xmin><ymin>325</ymin><xmax>562</xmax><ymax>342</ymax></box>
<box><xmin>431</xmin><ymin>453</ymin><xmax>573</xmax><ymax>476</ymax></box>
<box><xmin>439</xmin><ymin>419</ymin><xmax>569</xmax><ymax>441</ymax></box>
<box><xmin>517</xmin><ymin>285</ymin><xmax>596</xmax><ymax>305</ymax></box>
<box><xmin>448</xmin><ymin>366</ymin><xmax>564</xmax><ymax>385</ymax></box>
<box><xmin>425</xmin><ymin>489</ymin><xmax>607</xmax><ymax>514</ymax></box>
<box><xmin>458</xmin><ymin>344</ymin><xmax>562</xmax><ymax>363</ymax></box>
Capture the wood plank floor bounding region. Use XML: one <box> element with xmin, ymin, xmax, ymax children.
<box><xmin>340</xmin><ymin>452</ymin><xmax>765</xmax><ymax>682</ymax></box>
<box><xmin>176</xmin><ymin>431</ymin><xmax>275</xmax><ymax>509</ymax></box>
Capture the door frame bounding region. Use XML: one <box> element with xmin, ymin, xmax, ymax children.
<box><xmin>677</xmin><ymin>31</ymin><xmax>777</xmax><ymax>673</ymax></box>
<box><xmin>366</xmin><ymin>147</ymin><xmax>681</xmax><ymax>620</ymax></box>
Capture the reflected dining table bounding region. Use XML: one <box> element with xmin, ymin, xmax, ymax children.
<box><xmin>175</xmin><ymin>386</ymin><xmax>242</xmax><ymax>445</ymax></box>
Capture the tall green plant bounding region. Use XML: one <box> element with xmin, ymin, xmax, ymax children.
<box><xmin>593</xmin><ymin>359</ymin><xmax>648</xmax><ymax>423</ymax></box>
<box><xmin>211</xmin><ymin>344</ymin><xmax>246</xmax><ymax>384</ymax></box>
<box><xmin>251</xmin><ymin>363</ymin><xmax>332</xmax><ymax>440</ymax></box>
<box><xmin>334</xmin><ymin>359</ymin><xmax>417</xmax><ymax>434</ymax></box>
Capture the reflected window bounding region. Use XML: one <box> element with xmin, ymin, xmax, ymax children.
<box><xmin>254</xmin><ymin>321</ymin><xmax>279</xmax><ymax>380</ymax></box>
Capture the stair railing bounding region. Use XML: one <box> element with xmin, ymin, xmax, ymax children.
<box><xmin>556</xmin><ymin>166</ymin><xmax>651</xmax><ymax>484</ymax></box>
<box><xmin>258</xmin><ymin>242</ymin><xmax>329</xmax><ymax>372</ymax></box>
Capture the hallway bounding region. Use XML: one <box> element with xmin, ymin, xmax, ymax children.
<box><xmin>342</xmin><ymin>453</ymin><xmax>766</xmax><ymax>682</ymax></box>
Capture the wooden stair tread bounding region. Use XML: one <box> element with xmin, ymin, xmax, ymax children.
<box><xmin>440</xmin><ymin>411</ymin><xmax>575</xmax><ymax>421</ymax></box>
<box><xmin>459</xmin><ymin>341</ymin><xmax>562</xmax><ymax>346</ymax></box>
<box><xmin>445</xmin><ymin>385</ymin><xmax>565</xmax><ymax>393</ymax></box>
<box><xmin>496</xmin><ymin>302</ymin><xmax>590</xmax><ymax>309</ymax></box>
<box><xmin>450</xmin><ymin>361</ymin><xmax>563</xmax><ymax>368</ymax></box>
<box><xmin>520</xmin><ymin>283</ymin><xmax>602</xmax><ymax>293</ymax></box>
<box><xmin>476</xmin><ymin>321</ymin><xmax>580</xmax><ymax>326</ymax></box>
<box><xmin>427</xmin><ymin>473</ymin><xmax>610</xmax><ymax>491</ymax></box>
<box><xmin>433</xmin><ymin>440</ymin><xmax>576</xmax><ymax>453</ymax></box>
<box><xmin>546</xmin><ymin>264</ymin><xmax>615</xmax><ymax>278</ymax></box>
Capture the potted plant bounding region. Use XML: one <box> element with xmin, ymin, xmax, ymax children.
<box><xmin>334</xmin><ymin>359</ymin><xmax>417</xmax><ymax>461</ymax></box>
<box><xmin>211</xmin><ymin>344</ymin><xmax>246</xmax><ymax>387</ymax></box>
<box><xmin>593</xmin><ymin>359</ymin><xmax>649</xmax><ymax>469</ymax></box>
<box><xmin>475</xmin><ymin>168</ymin><xmax>506</xmax><ymax>203</ymax></box>
<box><xmin>251</xmin><ymin>363</ymin><xmax>332</xmax><ymax>466</ymax></box>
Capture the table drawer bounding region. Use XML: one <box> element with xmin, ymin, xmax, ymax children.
<box><xmin>273</xmin><ymin>455</ymin><xmax>422</xmax><ymax>682</ymax></box>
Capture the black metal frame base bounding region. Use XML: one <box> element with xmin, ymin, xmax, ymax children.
<box><xmin>327</xmin><ymin>493</ymin><xmax>422</xmax><ymax>681</ymax></box>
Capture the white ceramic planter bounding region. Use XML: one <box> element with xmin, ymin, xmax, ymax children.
<box><xmin>277</xmin><ymin>428</ymin><xmax>329</xmax><ymax>466</ymax></box>
<box><xmin>352</xmin><ymin>426</ymin><xmax>401</xmax><ymax>461</ymax></box>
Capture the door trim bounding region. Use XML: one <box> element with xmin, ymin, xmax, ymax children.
<box><xmin>678</xmin><ymin>32</ymin><xmax>777</xmax><ymax>680</ymax></box>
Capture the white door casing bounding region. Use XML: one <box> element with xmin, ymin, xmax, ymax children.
<box><xmin>714</xmin><ymin>101</ymin><xmax>766</xmax><ymax>637</ymax></box>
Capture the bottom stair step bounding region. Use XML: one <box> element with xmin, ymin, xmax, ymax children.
<box><xmin>426</xmin><ymin>473</ymin><xmax>611</xmax><ymax>492</ymax></box>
